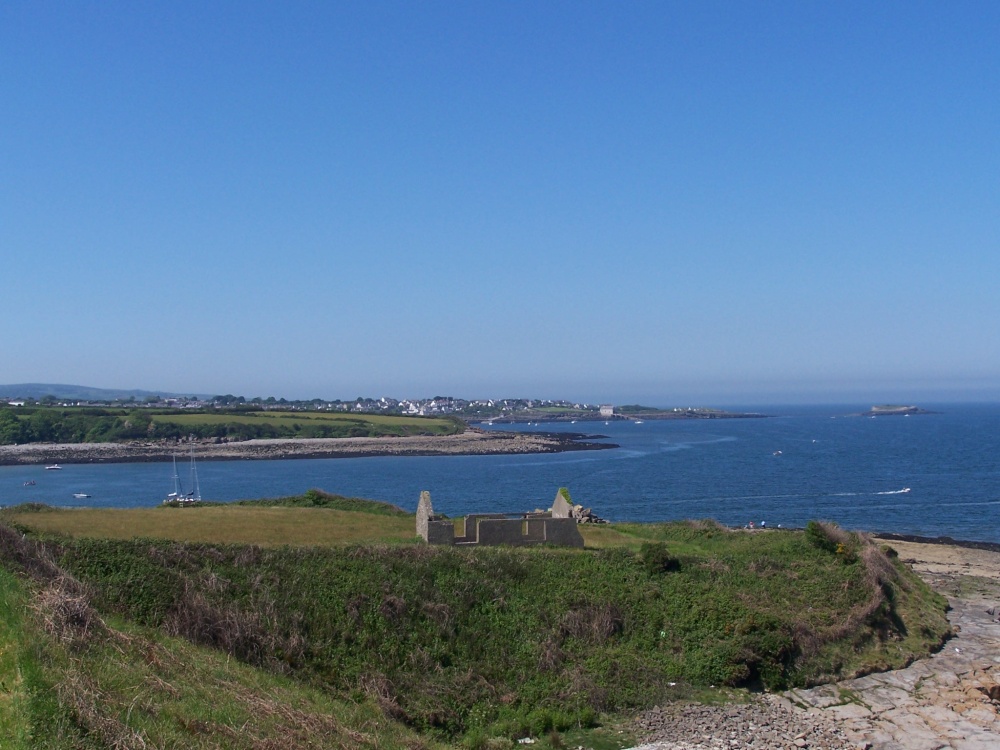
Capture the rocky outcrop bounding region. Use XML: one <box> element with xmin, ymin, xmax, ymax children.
<box><xmin>569</xmin><ymin>503</ymin><xmax>608</xmax><ymax>524</ymax></box>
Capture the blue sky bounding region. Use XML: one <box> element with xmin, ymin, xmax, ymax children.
<box><xmin>3</xmin><ymin>1</ymin><xmax>999</xmax><ymax>405</ymax></box>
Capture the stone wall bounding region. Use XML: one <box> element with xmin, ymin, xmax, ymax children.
<box><xmin>416</xmin><ymin>491</ymin><xmax>585</xmax><ymax>548</ymax></box>
<box><xmin>540</xmin><ymin>518</ymin><xmax>586</xmax><ymax>547</ymax></box>
<box><xmin>416</xmin><ymin>490</ymin><xmax>456</xmax><ymax>544</ymax></box>
<box><xmin>552</xmin><ymin>488</ymin><xmax>573</xmax><ymax>518</ymax></box>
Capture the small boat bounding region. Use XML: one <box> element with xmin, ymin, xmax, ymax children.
<box><xmin>773</xmin><ymin>450</ymin><xmax>782</xmax><ymax>456</ymax></box>
<box><xmin>72</xmin><ymin>493</ymin><xmax>91</xmax><ymax>499</ymax></box>
<box><xmin>23</xmin><ymin>480</ymin><xmax>36</xmax><ymax>486</ymax></box>
<box><xmin>45</xmin><ymin>464</ymin><xmax>62</xmax><ymax>470</ymax></box>
<box><xmin>634</xmin><ymin>420</ymin><xmax>644</xmax><ymax>425</ymax></box>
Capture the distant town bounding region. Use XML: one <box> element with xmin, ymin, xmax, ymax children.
<box><xmin>0</xmin><ymin>384</ymin><xmax>763</xmax><ymax>422</ymax></box>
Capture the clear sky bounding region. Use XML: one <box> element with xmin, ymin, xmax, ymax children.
<box><xmin>3</xmin><ymin>1</ymin><xmax>999</xmax><ymax>405</ymax></box>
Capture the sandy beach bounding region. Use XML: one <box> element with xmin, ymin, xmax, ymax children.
<box><xmin>0</xmin><ymin>428</ymin><xmax>613</xmax><ymax>466</ymax></box>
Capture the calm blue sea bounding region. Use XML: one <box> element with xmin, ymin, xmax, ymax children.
<box><xmin>3</xmin><ymin>403</ymin><xmax>999</xmax><ymax>542</ymax></box>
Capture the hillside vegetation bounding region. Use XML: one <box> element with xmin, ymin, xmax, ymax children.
<box><xmin>0</xmin><ymin>406</ymin><xmax>462</xmax><ymax>444</ymax></box>
<box><xmin>0</xmin><ymin>495</ymin><xmax>950</xmax><ymax>749</ymax></box>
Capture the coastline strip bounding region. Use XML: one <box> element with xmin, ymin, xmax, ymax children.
<box><xmin>0</xmin><ymin>429</ymin><xmax>615</xmax><ymax>466</ymax></box>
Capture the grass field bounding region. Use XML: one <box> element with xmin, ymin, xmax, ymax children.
<box><xmin>0</xmin><ymin>501</ymin><xmax>659</xmax><ymax>550</ymax></box>
<box><xmin>0</xmin><ymin>496</ymin><xmax>951</xmax><ymax>749</ymax></box>
<box><xmin>154</xmin><ymin>410</ymin><xmax>462</xmax><ymax>437</ymax></box>
<box><xmin>3</xmin><ymin>406</ymin><xmax>463</xmax><ymax>444</ymax></box>
<box><xmin>1</xmin><ymin>506</ymin><xmax>417</xmax><ymax>546</ymax></box>
<box><xmin>158</xmin><ymin>411</ymin><xmax>459</xmax><ymax>430</ymax></box>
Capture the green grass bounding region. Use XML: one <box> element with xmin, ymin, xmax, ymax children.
<box><xmin>231</xmin><ymin>488</ymin><xmax>411</xmax><ymax>515</ymax></box>
<box><xmin>2</xmin><ymin>491</ymin><xmax>416</xmax><ymax>547</ymax></box>
<box><xmin>156</xmin><ymin>410</ymin><xmax>460</xmax><ymax>435</ymax></box>
<box><xmin>1</xmin><ymin>506</ymin><xmax>417</xmax><ymax>547</ymax></box>
<box><xmin>0</xmin><ymin>568</ymin><xmax>38</xmax><ymax>750</ymax></box>
<box><xmin>0</xmin><ymin>505</ymin><xmax>951</xmax><ymax>748</ymax></box>
<box><xmin>0</xmin><ymin>578</ymin><xmax>444</xmax><ymax>748</ymax></box>
<box><xmin>2</xmin><ymin>406</ymin><xmax>463</xmax><ymax>444</ymax></box>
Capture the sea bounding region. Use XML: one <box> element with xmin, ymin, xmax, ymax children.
<box><xmin>3</xmin><ymin>403</ymin><xmax>999</xmax><ymax>543</ymax></box>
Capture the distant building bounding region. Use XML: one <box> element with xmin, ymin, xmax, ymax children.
<box><xmin>599</xmin><ymin>404</ymin><xmax>614</xmax><ymax>417</ymax></box>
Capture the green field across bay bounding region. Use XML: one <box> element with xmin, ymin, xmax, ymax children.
<box><xmin>156</xmin><ymin>410</ymin><xmax>459</xmax><ymax>432</ymax></box>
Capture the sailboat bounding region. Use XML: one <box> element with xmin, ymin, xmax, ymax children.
<box><xmin>163</xmin><ymin>450</ymin><xmax>201</xmax><ymax>505</ymax></box>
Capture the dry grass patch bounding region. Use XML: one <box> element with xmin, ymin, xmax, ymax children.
<box><xmin>3</xmin><ymin>507</ymin><xmax>416</xmax><ymax>547</ymax></box>
<box><xmin>578</xmin><ymin>525</ymin><xmax>642</xmax><ymax>549</ymax></box>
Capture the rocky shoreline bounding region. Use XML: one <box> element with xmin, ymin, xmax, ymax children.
<box><xmin>629</xmin><ymin>539</ymin><xmax>1000</xmax><ymax>750</ymax></box>
<box><xmin>0</xmin><ymin>428</ymin><xmax>615</xmax><ymax>466</ymax></box>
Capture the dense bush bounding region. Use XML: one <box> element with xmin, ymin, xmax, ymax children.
<box><xmin>640</xmin><ymin>542</ymin><xmax>681</xmax><ymax>574</ymax></box>
<box><xmin>234</xmin><ymin>489</ymin><xmax>410</xmax><ymax>516</ymax></box>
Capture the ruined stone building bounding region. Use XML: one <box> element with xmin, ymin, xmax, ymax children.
<box><xmin>416</xmin><ymin>489</ymin><xmax>585</xmax><ymax>548</ymax></box>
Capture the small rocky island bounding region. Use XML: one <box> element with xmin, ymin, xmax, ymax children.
<box><xmin>861</xmin><ymin>404</ymin><xmax>934</xmax><ymax>417</ymax></box>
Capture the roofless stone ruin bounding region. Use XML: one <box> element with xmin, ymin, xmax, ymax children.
<box><xmin>416</xmin><ymin>488</ymin><xmax>606</xmax><ymax>548</ymax></box>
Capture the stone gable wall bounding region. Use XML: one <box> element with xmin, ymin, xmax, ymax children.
<box><xmin>416</xmin><ymin>491</ymin><xmax>584</xmax><ymax>548</ymax></box>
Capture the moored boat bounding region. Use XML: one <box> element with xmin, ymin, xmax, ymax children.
<box><xmin>163</xmin><ymin>451</ymin><xmax>202</xmax><ymax>505</ymax></box>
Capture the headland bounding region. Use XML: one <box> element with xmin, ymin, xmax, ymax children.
<box><xmin>0</xmin><ymin>428</ymin><xmax>615</xmax><ymax>466</ymax></box>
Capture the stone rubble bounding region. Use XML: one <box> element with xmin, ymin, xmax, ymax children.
<box><xmin>570</xmin><ymin>503</ymin><xmax>609</xmax><ymax>524</ymax></box>
<box><xmin>629</xmin><ymin>694</ymin><xmax>857</xmax><ymax>750</ymax></box>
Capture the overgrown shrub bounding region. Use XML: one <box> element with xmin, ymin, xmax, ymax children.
<box><xmin>235</xmin><ymin>489</ymin><xmax>409</xmax><ymax>515</ymax></box>
<box><xmin>805</xmin><ymin>520</ymin><xmax>852</xmax><ymax>554</ymax></box>
<box><xmin>641</xmin><ymin>542</ymin><xmax>681</xmax><ymax>574</ymax></box>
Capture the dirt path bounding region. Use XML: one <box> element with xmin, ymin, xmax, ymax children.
<box><xmin>631</xmin><ymin>540</ymin><xmax>1000</xmax><ymax>750</ymax></box>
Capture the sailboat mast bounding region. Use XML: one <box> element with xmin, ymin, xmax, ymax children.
<box><xmin>189</xmin><ymin>448</ymin><xmax>201</xmax><ymax>501</ymax></box>
<box><xmin>166</xmin><ymin>455</ymin><xmax>182</xmax><ymax>500</ymax></box>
